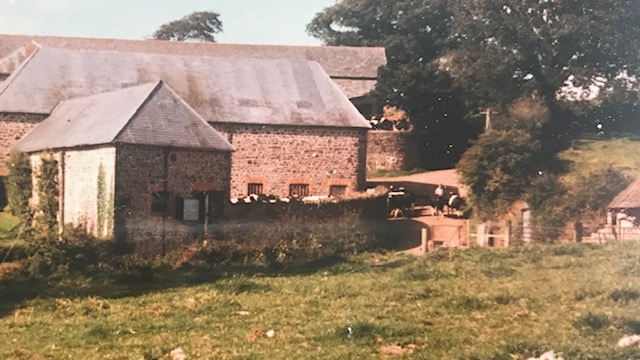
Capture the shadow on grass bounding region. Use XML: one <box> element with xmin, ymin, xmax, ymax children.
<box><xmin>0</xmin><ymin>254</ymin><xmax>349</xmax><ymax>318</ymax></box>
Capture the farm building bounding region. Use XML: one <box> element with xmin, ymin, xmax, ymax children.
<box><xmin>18</xmin><ymin>81</ymin><xmax>233</xmax><ymax>254</ymax></box>
<box><xmin>603</xmin><ymin>179</ymin><xmax>640</xmax><ymax>240</ymax></box>
<box><xmin>0</xmin><ymin>46</ymin><xmax>371</xmax><ymax>198</ymax></box>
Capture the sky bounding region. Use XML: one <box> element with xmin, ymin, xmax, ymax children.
<box><xmin>0</xmin><ymin>0</ymin><xmax>338</xmax><ymax>45</ymax></box>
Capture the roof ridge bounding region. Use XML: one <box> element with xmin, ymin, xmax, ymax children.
<box><xmin>111</xmin><ymin>81</ymin><xmax>164</xmax><ymax>143</ymax></box>
<box><xmin>0</xmin><ymin>33</ymin><xmax>386</xmax><ymax>51</ymax></box>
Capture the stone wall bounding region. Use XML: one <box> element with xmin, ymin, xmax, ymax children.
<box><xmin>114</xmin><ymin>144</ymin><xmax>231</xmax><ymax>255</ymax></box>
<box><xmin>30</xmin><ymin>147</ymin><xmax>116</xmax><ymax>237</ymax></box>
<box><xmin>62</xmin><ymin>147</ymin><xmax>116</xmax><ymax>237</ymax></box>
<box><xmin>214</xmin><ymin>123</ymin><xmax>368</xmax><ymax>198</ymax></box>
<box><xmin>366</xmin><ymin>130</ymin><xmax>420</xmax><ymax>171</ymax></box>
<box><xmin>0</xmin><ymin>113</ymin><xmax>48</xmax><ymax>175</ymax></box>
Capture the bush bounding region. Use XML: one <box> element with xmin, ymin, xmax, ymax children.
<box><xmin>23</xmin><ymin>225</ymin><xmax>106</xmax><ymax>276</ymax></box>
<box><xmin>5</xmin><ymin>149</ymin><xmax>33</xmax><ymax>238</ymax></box>
<box><xmin>193</xmin><ymin>213</ymin><xmax>384</xmax><ymax>267</ymax></box>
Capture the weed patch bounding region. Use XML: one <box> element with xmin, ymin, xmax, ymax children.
<box><xmin>573</xmin><ymin>312</ymin><xmax>611</xmax><ymax>332</ymax></box>
<box><xmin>610</xmin><ymin>289</ymin><xmax>640</xmax><ymax>303</ymax></box>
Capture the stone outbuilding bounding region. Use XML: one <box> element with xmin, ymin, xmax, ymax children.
<box><xmin>603</xmin><ymin>179</ymin><xmax>640</xmax><ymax>240</ymax></box>
<box><xmin>1</xmin><ymin>46</ymin><xmax>370</xmax><ymax>198</ymax></box>
<box><xmin>18</xmin><ymin>81</ymin><xmax>233</xmax><ymax>254</ymax></box>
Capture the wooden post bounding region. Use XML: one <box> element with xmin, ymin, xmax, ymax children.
<box><xmin>421</xmin><ymin>227</ymin><xmax>429</xmax><ymax>254</ymax></box>
<box><xmin>505</xmin><ymin>220</ymin><xmax>511</xmax><ymax>247</ymax></box>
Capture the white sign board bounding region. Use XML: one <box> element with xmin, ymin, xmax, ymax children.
<box><xmin>183</xmin><ymin>198</ymin><xmax>200</xmax><ymax>221</ymax></box>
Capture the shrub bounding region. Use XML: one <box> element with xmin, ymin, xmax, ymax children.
<box><xmin>5</xmin><ymin>149</ymin><xmax>33</xmax><ymax>238</ymax></box>
<box><xmin>35</xmin><ymin>155</ymin><xmax>59</xmax><ymax>237</ymax></box>
<box><xmin>23</xmin><ymin>225</ymin><xmax>104</xmax><ymax>276</ymax></box>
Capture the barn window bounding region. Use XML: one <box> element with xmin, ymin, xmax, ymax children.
<box><xmin>289</xmin><ymin>184</ymin><xmax>309</xmax><ymax>198</ymax></box>
<box><xmin>329</xmin><ymin>185</ymin><xmax>347</xmax><ymax>197</ymax></box>
<box><xmin>247</xmin><ymin>183</ymin><xmax>264</xmax><ymax>195</ymax></box>
<box><xmin>151</xmin><ymin>191</ymin><xmax>170</xmax><ymax>214</ymax></box>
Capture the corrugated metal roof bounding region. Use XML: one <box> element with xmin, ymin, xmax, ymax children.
<box><xmin>0</xmin><ymin>47</ymin><xmax>370</xmax><ymax>128</ymax></box>
<box><xmin>609</xmin><ymin>179</ymin><xmax>640</xmax><ymax>209</ymax></box>
<box><xmin>0</xmin><ymin>34</ymin><xmax>386</xmax><ymax>97</ymax></box>
<box><xmin>17</xmin><ymin>81</ymin><xmax>234</xmax><ymax>152</ymax></box>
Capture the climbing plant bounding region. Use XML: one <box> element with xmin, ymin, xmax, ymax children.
<box><xmin>6</xmin><ymin>149</ymin><xmax>33</xmax><ymax>238</ymax></box>
<box><xmin>36</xmin><ymin>154</ymin><xmax>59</xmax><ymax>237</ymax></box>
<box><xmin>96</xmin><ymin>164</ymin><xmax>115</xmax><ymax>238</ymax></box>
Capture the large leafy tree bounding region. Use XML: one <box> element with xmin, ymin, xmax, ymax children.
<box><xmin>446</xmin><ymin>0</ymin><xmax>640</xmax><ymax>139</ymax></box>
<box><xmin>308</xmin><ymin>0</ymin><xmax>640</xmax><ymax>168</ymax></box>
<box><xmin>152</xmin><ymin>11</ymin><xmax>223</xmax><ymax>42</ymax></box>
<box><xmin>308</xmin><ymin>0</ymin><xmax>480</xmax><ymax>169</ymax></box>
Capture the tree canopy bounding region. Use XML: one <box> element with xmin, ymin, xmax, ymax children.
<box><xmin>308</xmin><ymin>0</ymin><xmax>640</xmax><ymax>168</ymax></box>
<box><xmin>152</xmin><ymin>11</ymin><xmax>223</xmax><ymax>42</ymax></box>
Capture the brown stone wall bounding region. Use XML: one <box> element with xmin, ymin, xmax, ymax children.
<box><xmin>214</xmin><ymin>123</ymin><xmax>368</xmax><ymax>198</ymax></box>
<box><xmin>0</xmin><ymin>113</ymin><xmax>47</xmax><ymax>175</ymax></box>
<box><xmin>366</xmin><ymin>130</ymin><xmax>420</xmax><ymax>171</ymax></box>
<box><xmin>114</xmin><ymin>144</ymin><xmax>231</xmax><ymax>255</ymax></box>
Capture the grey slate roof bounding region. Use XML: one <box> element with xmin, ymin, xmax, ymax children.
<box><xmin>0</xmin><ymin>41</ymin><xmax>40</xmax><ymax>75</ymax></box>
<box><xmin>0</xmin><ymin>34</ymin><xmax>386</xmax><ymax>98</ymax></box>
<box><xmin>0</xmin><ymin>47</ymin><xmax>370</xmax><ymax>129</ymax></box>
<box><xmin>17</xmin><ymin>81</ymin><xmax>234</xmax><ymax>153</ymax></box>
<box><xmin>609</xmin><ymin>179</ymin><xmax>640</xmax><ymax>209</ymax></box>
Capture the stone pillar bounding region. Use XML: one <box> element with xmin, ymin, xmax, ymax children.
<box><xmin>522</xmin><ymin>209</ymin><xmax>532</xmax><ymax>244</ymax></box>
<box><xmin>477</xmin><ymin>222</ymin><xmax>487</xmax><ymax>247</ymax></box>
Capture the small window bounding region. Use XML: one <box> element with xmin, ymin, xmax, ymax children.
<box><xmin>289</xmin><ymin>184</ymin><xmax>309</xmax><ymax>197</ymax></box>
<box><xmin>151</xmin><ymin>191</ymin><xmax>170</xmax><ymax>214</ymax></box>
<box><xmin>248</xmin><ymin>183</ymin><xmax>264</xmax><ymax>195</ymax></box>
<box><xmin>329</xmin><ymin>185</ymin><xmax>347</xmax><ymax>197</ymax></box>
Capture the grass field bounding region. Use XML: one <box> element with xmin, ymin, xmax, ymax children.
<box><xmin>0</xmin><ymin>211</ymin><xmax>17</xmax><ymax>238</ymax></box>
<box><xmin>558</xmin><ymin>137</ymin><xmax>640</xmax><ymax>185</ymax></box>
<box><xmin>2</xmin><ymin>242</ymin><xmax>640</xmax><ymax>359</ymax></box>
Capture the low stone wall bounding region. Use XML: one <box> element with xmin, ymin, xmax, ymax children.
<box><xmin>366</xmin><ymin>130</ymin><xmax>419</xmax><ymax>171</ymax></box>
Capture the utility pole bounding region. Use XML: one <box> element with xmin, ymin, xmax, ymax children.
<box><xmin>479</xmin><ymin>108</ymin><xmax>494</xmax><ymax>130</ymax></box>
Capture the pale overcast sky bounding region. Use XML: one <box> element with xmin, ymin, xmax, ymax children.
<box><xmin>0</xmin><ymin>0</ymin><xmax>337</xmax><ymax>45</ymax></box>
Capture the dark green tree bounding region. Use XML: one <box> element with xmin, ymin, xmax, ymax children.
<box><xmin>308</xmin><ymin>0</ymin><xmax>479</xmax><ymax>169</ymax></box>
<box><xmin>36</xmin><ymin>156</ymin><xmax>59</xmax><ymax>238</ymax></box>
<box><xmin>446</xmin><ymin>0</ymin><xmax>640</xmax><ymax>132</ymax></box>
<box><xmin>308</xmin><ymin>0</ymin><xmax>640</xmax><ymax>166</ymax></box>
<box><xmin>457</xmin><ymin>129</ymin><xmax>543</xmax><ymax>220</ymax></box>
<box><xmin>6</xmin><ymin>149</ymin><xmax>33</xmax><ymax>237</ymax></box>
<box><xmin>152</xmin><ymin>11</ymin><xmax>223</xmax><ymax>42</ymax></box>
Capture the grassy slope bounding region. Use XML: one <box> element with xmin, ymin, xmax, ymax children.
<box><xmin>2</xmin><ymin>243</ymin><xmax>640</xmax><ymax>359</ymax></box>
<box><xmin>558</xmin><ymin>138</ymin><xmax>640</xmax><ymax>185</ymax></box>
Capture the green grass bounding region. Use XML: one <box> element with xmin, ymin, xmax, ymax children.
<box><xmin>367</xmin><ymin>168</ymin><xmax>427</xmax><ymax>179</ymax></box>
<box><xmin>558</xmin><ymin>138</ymin><xmax>640</xmax><ymax>185</ymax></box>
<box><xmin>2</xmin><ymin>242</ymin><xmax>640</xmax><ymax>359</ymax></box>
<box><xmin>0</xmin><ymin>211</ymin><xmax>17</xmax><ymax>237</ymax></box>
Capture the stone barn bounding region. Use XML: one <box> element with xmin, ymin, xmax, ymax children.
<box><xmin>0</xmin><ymin>46</ymin><xmax>370</xmax><ymax>198</ymax></box>
<box><xmin>18</xmin><ymin>81</ymin><xmax>233</xmax><ymax>254</ymax></box>
<box><xmin>602</xmin><ymin>179</ymin><xmax>640</xmax><ymax>240</ymax></box>
<box><xmin>0</xmin><ymin>35</ymin><xmax>387</xmax><ymax>176</ymax></box>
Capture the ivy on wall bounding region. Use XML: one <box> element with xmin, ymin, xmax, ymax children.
<box><xmin>96</xmin><ymin>164</ymin><xmax>114</xmax><ymax>238</ymax></box>
<box><xmin>36</xmin><ymin>154</ymin><xmax>59</xmax><ymax>237</ymax></box>
<box><xmin>6</xmin><ymin>149</ymin><xmax>33</xmax><ymax>238</ymax></box>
